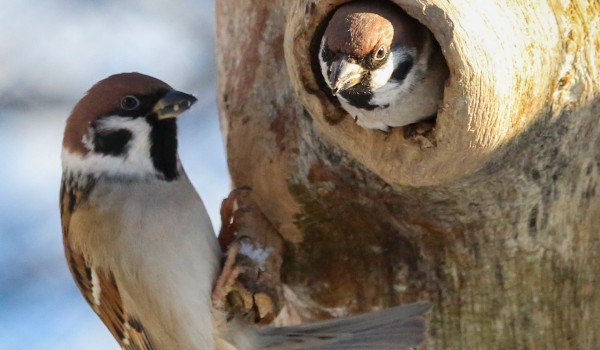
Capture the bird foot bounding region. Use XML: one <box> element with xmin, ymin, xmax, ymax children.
<box><xmin>212</xmin><ymin>237</ymin><xmax>280</xmax><ymax>325</ymax></box>
<box><xmin>212</xmin><ymin>188</ymin><xmax>282</xmax><ymax>325</ymax></box>
<box><xmin>211</xmin><ymin>239</ymin><xmax>245</xmax><ymax>311</ymax></box>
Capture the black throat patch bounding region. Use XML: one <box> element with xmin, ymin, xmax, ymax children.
<box><xmin>147</xmin><ymin>118</ymin><xmax>179</xmax><ymax>181</ymax></box>
<box><xmin>338</xmin><ymin>84</ymin><xmax>379</xmax><ymax>110</ymax></box>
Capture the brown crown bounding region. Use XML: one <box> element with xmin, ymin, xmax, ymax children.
<box><xmin>324</xmin><ymin>1</ymin><xmax>425</xmax><ymax>58</ymax></box>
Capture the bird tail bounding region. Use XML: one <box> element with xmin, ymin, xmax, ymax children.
<box><xmin>253</xmin><ymin>302</ymin><xmax>430</xmax><ymax>350</ymax></box>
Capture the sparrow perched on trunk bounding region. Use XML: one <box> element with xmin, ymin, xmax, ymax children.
<box><xmin>318</xmin><ymin>1</ymin><xmax>448</xmax><ymax>131</ymax></box>
<box><xmin>60</xmin><ymin>72</ymin><xmax>429</xmax><ymax>349</ymax></box>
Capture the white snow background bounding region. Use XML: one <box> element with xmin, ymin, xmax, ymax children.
<box><xmin>0</xmin><ymin>1</ymin><xmax>229</xmax><ymax>349</ymax></box>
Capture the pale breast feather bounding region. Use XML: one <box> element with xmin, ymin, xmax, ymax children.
<box><xmin>60</xmin><ymin>180</ymin><xmax>156</xmax><ymax>350</ymax></box>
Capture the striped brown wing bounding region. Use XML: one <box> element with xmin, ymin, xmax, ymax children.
<box><xmin>60</xmin><ymin>179</ymin><xmax>155</xmax><ymax>350</ymax></box>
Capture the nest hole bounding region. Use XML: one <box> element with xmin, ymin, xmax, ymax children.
<box><xmin>307</xmin><ymin>0</ymin><xmax>449</xmax><ymax>144</ymax></box>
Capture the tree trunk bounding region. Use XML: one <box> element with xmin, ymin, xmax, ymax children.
<box><xmin>215</xmin><ymin>0</ymin><xmax>600</xmax><ymax>348</ymax></box>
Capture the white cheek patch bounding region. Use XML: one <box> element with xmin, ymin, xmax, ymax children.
<box><xmin>369</xmin><ymin>49</ymin><xmax>416</xmax><ymax>90</ymax></box>
<box><xmin>369</xmin><ymin>49</ymin><xmax>420</xmax><ymax>108</ymax></box>
<box><xmin>62</xmin><ymin>116</ymin><xmax>158</xmax><ymax>180</ymax></box>
<box><xmin>369</xmin><ymin>57</ymin><xmax>395</xmax><ymax>90</ymax></box>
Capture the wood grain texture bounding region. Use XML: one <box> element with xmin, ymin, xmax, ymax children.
<box><xmin>216</xmin><ymin>0</ymin><xmax>600</xmax><ymax>348</ymax></box>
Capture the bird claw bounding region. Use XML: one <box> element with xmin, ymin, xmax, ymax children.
<box><xmin>211</xmin><ymin>240</ymin><xmax>245</xmax><ymax>310</ymax></box>
<box><xmin>213</xmin><ymin>188</ymin><xmax>282</xmax><ymax>325</ymax></box>
<box><xmin>212</xmin><ymin>237</ymin><xmax>280</xmax><ymax>325</ymax></box>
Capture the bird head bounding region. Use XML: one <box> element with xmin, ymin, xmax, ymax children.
<box><xmin>319</xmin><ymin>1</ymin><xmax>426</xmax><ymax>96</ymax></box>
<box><xmin>62</xmin><ymin>72</ymin><xmax>197</xmax><ymax>182</ymax></box>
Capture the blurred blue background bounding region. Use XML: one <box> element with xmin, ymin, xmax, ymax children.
<box><xmin>0</xmin><ymin>1</ymin><xmax>229</xmax><ymax>349</ymax></box>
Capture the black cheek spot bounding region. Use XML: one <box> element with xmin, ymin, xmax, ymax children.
<box><xmin>93</xmin><ymin>129</ymin><xmax>133</xmax><ymax>156</ymax></box>
<box><xmin>391</xmin><ymin>57</ymin><xmax>414</xmax><ymax>82</ymax></box>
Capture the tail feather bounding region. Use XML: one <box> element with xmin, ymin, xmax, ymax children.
<box><xmin>255</xmin><ymin>302</ymin><xmax>430</xmax><ymax>350</ymax></box>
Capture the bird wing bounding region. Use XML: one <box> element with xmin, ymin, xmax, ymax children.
<box><xmin>60</xmin><ymin>180</ymin><xmax>156</xmax><ymax>350</ymax></box>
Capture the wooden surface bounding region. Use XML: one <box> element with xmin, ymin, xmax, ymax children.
<box><xmin>215</xmin><ymin>0</ymin><xmax>600</xmax><ymax>348</ymax></box>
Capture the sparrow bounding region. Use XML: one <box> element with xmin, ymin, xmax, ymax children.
<box><xmin>318</xmin><ymin>0</ymin><xmax>448</xmax><ymax>131</ymax></box>
<box><xmin>60</xmin><ymin>72</ymin><xmax>430</xmax><ymax>349</ymax></box>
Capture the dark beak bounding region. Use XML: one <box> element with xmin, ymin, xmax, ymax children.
<box><xmin>153</xmin><ymin>90</ymin><xmax>198</xmax><ymax>120</ymax></box>
<box><xmin>329</xmin><ymin>56</ymin><xmax>365</xmax><ymax>95</ymax></box>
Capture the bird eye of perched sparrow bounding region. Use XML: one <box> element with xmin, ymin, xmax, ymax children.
<box><xmin>319</xmin><ymin>0</ymin><xmax>448</xmax><ymax>131</ymax></box>
<box><xmin>60</xmin><ymin>72</ymin><xmax>429</xmax><ymax>349</ymax></box>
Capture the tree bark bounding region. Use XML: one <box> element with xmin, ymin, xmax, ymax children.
<box><xmin>215</xmin><ymin>0</ymin><xmax>600</xmax><ymax>348</ymax></box>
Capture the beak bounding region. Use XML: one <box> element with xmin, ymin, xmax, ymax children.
<box><xmin>329</xmin><ymin>56</ymin><xmax>365</xmax><ymax>95</ymax></box>
<box><xmin>153</xmin><ymin>90</ymin><xmax>198</xmax><ymax>120</ymax></box>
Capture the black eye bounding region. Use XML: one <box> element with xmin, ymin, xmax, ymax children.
<box><xmin>120</xmin><ymin>96</ymin><xmax>140</xmax><ymax>110</ymax></box>
<box><xmin>374</xmin><ymin>46</ymin><xmax>386</xmax><ymax>60</ymax></box>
